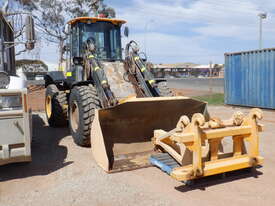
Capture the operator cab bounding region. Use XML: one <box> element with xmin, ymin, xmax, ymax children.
<box><xmin>68</xmin><ymin>17</ymin><xmax>126</xmax><ymax>62</ymax></box>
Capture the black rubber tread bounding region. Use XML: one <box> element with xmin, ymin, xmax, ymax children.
<box><xmin>157</xmin><ymin>81</ymin><xmax>174</xmax><ymax>97</ymax></box>
<box><xmin>69</xmin><ymin>85</ymin><xmax>101</xmax><ymax>147</ymax></box>
<box><xmin>45</xmin><ymin>84</ymin><xmax>68</xmax><ymax>127</ymax></box>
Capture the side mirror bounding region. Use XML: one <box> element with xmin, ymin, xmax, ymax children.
<box><xmin>124</xmin><ymin>26</ymin><xmax>129</xmax><ymax>37</ymax></box>
<box><xmin>25</xmin><ymin>15</ymin><xmax>35</xmax><ymax>50</ymax></box>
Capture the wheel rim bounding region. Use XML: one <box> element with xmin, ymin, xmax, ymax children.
<box><xmin>45</xmin><ymin>95</ymin><xmax>52</xmax><ymax>118</ymax></box>
<box><xmin>70</xmin><ymin>101</ymin><xmax>79</xmax><ymax>132</ymax></box>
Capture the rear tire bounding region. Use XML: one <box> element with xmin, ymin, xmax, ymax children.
<box><xmin>157</xmin><ymin>81</ymin><xmax>173</xmax><ymax>97</ymax></box>
<box><xmin>45</xmin><ymin>84</ymin><xmax>68</xmax><ymax>127</ymax></box>
<box><xmin>69</xmin><ymin>85</ymin><xmax>101</xmax><ymax>147</ymax></box>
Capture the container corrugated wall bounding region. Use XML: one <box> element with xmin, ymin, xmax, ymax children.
<box><xmin>225</xmin><ymin>48</ymin><xmax>275</xmax><ymax>109</ymax></box>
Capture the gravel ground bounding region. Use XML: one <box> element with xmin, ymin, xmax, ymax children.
<box><xmin>0</xmin><ymin>106</ymin><xmax>274</xmax><ymax>206</ymax></box>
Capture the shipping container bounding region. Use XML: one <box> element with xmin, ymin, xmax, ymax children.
<box><xmin>225</xmin><ymin>48</ymin><xmax>275</xmax><ymax>109</ymax></box>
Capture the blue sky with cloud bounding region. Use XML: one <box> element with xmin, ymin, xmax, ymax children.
<box><xmin>110</xmin><ymin>0</ymin><xmax>275</xmax><ymax>64</ymax></box>
<box><xmin>3</xmin><ymin>0</ymin><xmax>275</xmax><ymax>68</ymax></box>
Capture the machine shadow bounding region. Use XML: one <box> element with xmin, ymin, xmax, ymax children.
<box><xmin>175</xmin><ymin>168</ymin><xmax>263</xmax><ymax>193</ymax></box>
<box><xmin>0</xmin><ymin>114</ymin><xmax>73</xmax><ymax>181</ymax></box>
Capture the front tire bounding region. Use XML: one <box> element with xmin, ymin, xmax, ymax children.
<box><xmin>45</xmin><ymin>84</ymin><xmax>68</xmax><ymax>127</ymax></box>
<box><xmin>69</xmin><ymin>85</ymin><xmax>101</xmax><ymax>147</ymax></box>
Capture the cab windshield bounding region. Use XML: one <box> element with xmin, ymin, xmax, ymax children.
<box><xmin>79</xmin><ymin>22</ymin><xmax>122</xmax><ymax>61</ymax></box>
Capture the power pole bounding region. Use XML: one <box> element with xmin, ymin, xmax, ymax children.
<box><xmin>258</xmin><ymin>13</ymin><xmax>267</xmax><ymax>50</ymax></box>
<box><xmin>209</xmin><ymin>61</ymin><xmax>213</xmax><ymax>94</ymax></box>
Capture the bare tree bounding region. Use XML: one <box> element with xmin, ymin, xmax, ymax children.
<box><xmin>19</xmin><ymin>0</ymin><xmax>117</xmax><ymax>69</ymax></box>
<box><xmin>22</xmin><ymin>0</ymin><xmax>95</xmax><ymax>69</ymax></box>
<box><xmin>2</xmin><ymin>0</ymin><xmax>36</xmax><ymax>56</ymax></box>
<box><xmin>213</xmin><ymin>64</ymin><xmax>224</xmax><ymax>77</ymax></box>
<box><xmin>90</xmin><ymin>0</ymin><xmax>116</xmax><ymax>18</ymax></box>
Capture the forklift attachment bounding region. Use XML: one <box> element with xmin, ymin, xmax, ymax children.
<box><xmin>91</xmin><ymin>96</ymin><xmax>208</xmax><ymax>173</ymax></box>
<box><xmin>152</xmin><ymin>108</ymin><xmax>264</xmax><ymax>181</ymax></box>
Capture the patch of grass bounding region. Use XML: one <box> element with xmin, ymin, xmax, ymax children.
<box><xmin>193</xmin><ymin>93</ymin><xmax>224</xmax><ymax>105</ymax></box>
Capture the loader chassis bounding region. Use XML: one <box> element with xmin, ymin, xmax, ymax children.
<box><xmin>45</xmin><ymin>17</ymin><xmax>174</xmax><ymax>146</ymax></box>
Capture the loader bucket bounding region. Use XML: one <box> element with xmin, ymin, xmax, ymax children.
<box><xmin>91</xmin><ymin>96</ymin><xmax>208</xmax><ymax>173</ymax></box>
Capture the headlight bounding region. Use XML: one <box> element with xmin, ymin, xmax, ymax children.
<box><xmin>0</xmin><ymin>95</ymin><xmax>22</xmax><ymax>110</ymax></box>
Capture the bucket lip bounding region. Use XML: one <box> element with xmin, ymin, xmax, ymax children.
<box><xmin>97</xmin><ymin>96</ymin><xmax>208</xmax><ymax>111</ymax></box>
<box><xmin>123</xmin><ymin>96</ymin><xmax>192</xmax><ymax>103</ymax></box>
<box><xmin>114</xmin><ymin>96</ymin><xmax>194</xmax><ymax>106</ymax></box>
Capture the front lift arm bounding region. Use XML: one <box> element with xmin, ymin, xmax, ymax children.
<box><xmin>85</xmin><ymin>53</ymin><xmax>118</xmax><ymax>107</ymax></box>
<box><xmin>124</xmin><ymin>40</ymin><xmax>162</xmax><ymax>97</ymax></box>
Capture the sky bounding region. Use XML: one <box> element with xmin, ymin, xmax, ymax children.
<box><xmin>3</xmin><ymin>0</ymin><xmax>275</xmax><ymax>69</ymax></box>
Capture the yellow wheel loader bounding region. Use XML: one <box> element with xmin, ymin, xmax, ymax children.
<box><xmin>44</xmin><ymin>15</ymin><xmax>263</xmax><ymax>178</ymax></box>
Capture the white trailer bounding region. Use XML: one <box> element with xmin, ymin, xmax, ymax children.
<box><xmin>0</xmin><ymin>89</ymin><xmax>32</xmax><ymax>165</ymax></box>
<box><xmin>0</xmin><ymin>7</ymin><xmax>35</xmax><ymax>165</ymax></box>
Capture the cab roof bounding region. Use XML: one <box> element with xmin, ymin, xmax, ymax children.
<box><xmin>68</xmin><ymin>17</ymin><xmax>126</xmax><ymax>26</ymax></box>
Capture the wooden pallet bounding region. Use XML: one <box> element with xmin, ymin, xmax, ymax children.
<box><xmin>150</xmin><ymin>153</ymin><xmax>180</xmax><ymax>175</ymax></box>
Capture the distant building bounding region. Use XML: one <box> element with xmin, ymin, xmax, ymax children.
<box><xmin>152</xmin><ymin>63</ymin><xmax>224</xmax><ymax>78</ymax></box>
<box><xmin>16</xmin><ymin>59</ymin><xmax>48</xmax><ymax>81</ymax></box>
